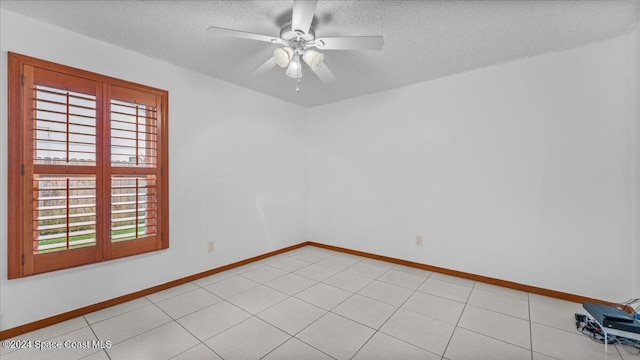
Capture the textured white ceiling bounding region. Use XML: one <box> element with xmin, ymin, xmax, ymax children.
<box><xmin>2</xmin><ymin>0</ymin><xmax>639</xmax><ymax>107</ymax></box>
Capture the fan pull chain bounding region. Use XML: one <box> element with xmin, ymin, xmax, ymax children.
<box><xmin>296</xmin><ymin>78</ymin><xmax>301</xmax><ymax>92</ymax></box>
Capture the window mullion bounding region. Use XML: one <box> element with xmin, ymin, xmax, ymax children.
<box><xmin>99</xmin><ymin>82</ymin><xmax>110</xmax><ymax>261</ymax></box>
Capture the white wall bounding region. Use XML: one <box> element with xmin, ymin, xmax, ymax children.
<box><xmin>308</xmin><ymin>32</ymin><xmax>639</xmax><ymax>302</ymax></box>
<box><xmin>0</xmin><ymin>9</ymin><xmax>308</xmax><ymax>330</ymax></box>
<box><xmin>633</xmin><ymin>23</ymin><xmax>640</xmax><ymax>299</ymax></box>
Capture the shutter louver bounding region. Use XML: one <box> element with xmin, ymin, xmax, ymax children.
<box><xmin>34</xmin><ymin>85</ymin><xmax>97</xmax><ymax>165</ymax></box>
<box><xmin>111</xmin><ymin>175</ymin><xmax>158</xmax><ymax>242</ymax></box>
<box><xmin>110</xmin><ymin>99</ymin><xmax>157</xmax><ymax>167</ymax></box>
<box><xmin>33</xmin><ymin>175</ymin><xmax>96</xmax><ymax>253</ymax></box>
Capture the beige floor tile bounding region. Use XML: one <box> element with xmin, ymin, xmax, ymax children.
<box><xmin>227</xmin><ymin>285</ymin><xmax>288</xmax><ymax>314</ymax></box>
<box><xmin>468</xmin><ymin>288</ymin><xmax>530</xmax><ymax>320</ymax></box>
<box><xmin>84</xmin><ymin>298</ymin><xmax>152</xmax><ymax>324</ymax></box>
<box><xmin>192</xmin><ymin>271</ymin><xmax>236</xmax><ymax>287</ymax></box>
<box><xmin>177</xmin><ymin>301</ymin><xmax>251</xmax><ymax>341</ymax></box>
<box><xmin>258</xmin><ymin>297</ymin><xmax>327</xmax><ymax>335</ymax></box>
<box><xmin>392</xmin><ymin>264</ymin><xmax>433</xmax><ymax>277</ymax></box>
<box><xmin>296</xmin><ymin>312</ymin><xmax>375</xmax><ymax>360</ymax></box>
<box><xmin>429</xmin><ymin>273</ymin><xmax>475</xmax><ymax>287</ymax></box>
<box><xmin>616</xmin><ymin>344</ymin><xmax>640</xmax><ymax>360</ymax></box>
<box><xmin>2</xmin><ymin>327</ymin><xmax>100</xmax><ymax>360</ymax></box>
<box><xmin>146</xmin><ymin>282</ymin><xmax>200</xmax><ymax>303</ymax></box>
<box><xmin>332</xmin><ymin>294</ymin><xmax>397</xmax><ymax>329</ymax></box>
<box><xmin>323</xmin><ymin>271</ymin><xmax>373</xmax><ymax>293</ymax></box>
<box><xmin>204</xmin><ymin>317</ymin><xmax>290</xmax><ymax>360</ymax></box>
<box><xmin>380</xmin><ymin>309</ymin><xmax>455</xmax><ymax>355</ymax></box>
<box><xmin>155</xmin><ymin>288</ymin><xmax>221</xmax><ymax>319</ymax></box>
<box><xmin>262</xmin><ymin>337</ymin><xmax>334</xmax><ymax>360</ymax></box>
<box><xmin>533</xmin><ymin>352</ymin><xmax>559</xmax><ymax>360</ymax></box>
<box><xmin>268</xmin><ymin>257</ymin><xmax>312</xmax><ymax>272</ymax></box>
<box><xmin>290</xmin><ymin>249</ymin><xmax>330</xmax><ymax>263</ymax></box>
<box><xmin>171</xmin><ymin>344</ymin><xmax>222</xmax><ymax>360</ymax></box>
<box><xmin>443</xmin><ymin>327</ymin><xmax>531</xmax><ymax>360</ymax></box>
<box><xmin>358</xmin><ymin>280</ymin><xmax>414</xmax><ymax>306</ymax></box>
<box><xmin>352</xmin><ymin>332</ymin><xmax>441</xmax><ymax>360</ymax></box>
<box><xmin>458</xmin><ymin>305</ymin><xmax>531</xmax><ymax>349</ymax></box>
<box><xmin>202</xmin><ymin>275</ymin><xmax>259</xmax><ymax>299</ymax></box>
<box><xmin>315</xmin><ymin>255</ymin><xmax>360</xmax><ymax>270</ymax></box>
<box><xmin>377</xmin><ymin>269</ymin><xmax>428</xmax><ymax>290</ymax></box>
<box><xmin>82</xmin><ymin>351</ymin><xmax>111</xmax><ymax>360</ymax></box>
<box><xmin>295</xmin><ymin>282</ymin><xmax>353</xmax><ymax>310</ymax></box>
<box><xmin>402</xmin><ymin>291</ymin><xmax>465</xmax><ymax>325</ymax></box>
<box><xmin>239</xmin><ymin>265</ymin><xmax>288</xmax><ymax>284</ymax></box>
<box><xmin>294</xmin><ymin>263</ymin><xmax>341</xmax><ymax>281</ymax></box>
<box><xmin>474</xmin><ymin>281</ymin><xmax>528</xmax><ymax>300</ymax></box>
<box><xmin>90</xmin><ymin>305</ymin><xmax>172</xmax><ymax>345</ymax></box>
<box><xmin>529</xmin><ymin>298</ymin><xmax>583</xmax><ymax>333</ymax></box>
<box><xmin>531</xmin><ymin>322</ymin><xmax>622</xmax><ymax>360</ymax></box>
<box><xmin>344</xmin><ymin>262</ymin><xmax>390</xmax><ymax>279</ymax></box>
<box><xmin>106</xmin><ymin>322</ymin><xmax>199</xmax><ymax>360</ymax></box>
<box><xmin>265</xmin><ymin>273</ymin><xmax>316</xmax><ymax>295</ymax></box>
<box><xmin>418</xmin><ymin>278</ymin><xmax>472</xmax><ymax>303</ymax></box>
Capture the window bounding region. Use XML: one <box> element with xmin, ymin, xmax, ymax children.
<box><xmin>8</xmin><ymin>52</ymin><xmax>169</xmax><ymax>278</ymax></box>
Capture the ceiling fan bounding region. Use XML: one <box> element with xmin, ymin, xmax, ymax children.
<box><xmin>207</xmin><ymin>0</ymin><xmax>384</xmax><ymax>90</ymax></box>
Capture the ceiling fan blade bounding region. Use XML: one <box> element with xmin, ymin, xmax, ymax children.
<box><xmin>252</xmin><ymin>57</ymin><xmax>278</xmax><ymax>76</ymax></box>
<box><xmin>207</xmin><ymin>26</ymin><xmax>285</xmax><ymax>45</ymax></box>
<box><xmin>314</xmin><ymin>36</ymin><xmax>384</xmax><ymax>50</ymax></box>
<box><xmin>312</xmin><ymin>63</ymin><xmax>336</xmax><ymax>83</ymax></box>
<box><xmin>292</xmin><ymin>0</ymin><xmax>318</xmax><ymax>35</ymax></box>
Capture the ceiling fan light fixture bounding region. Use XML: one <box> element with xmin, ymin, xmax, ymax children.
<box><xmin>303</xmin><ymin>50</ymin><xmax>324</xmax><ymax>71</ymax></box>
<box><xmin>274</xmin><ymin>47</ymin><xmax>294</xmax><ymax>67</ymax></box>
<box><xmin>285</xmin><ymin>55</ymin><xmax>302</xmax><ymax>78</ymax></box>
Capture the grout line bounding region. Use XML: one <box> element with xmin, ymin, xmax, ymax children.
<box><xmin>85</xmin><ymin>298</ymin><xmax>153</xmax><ymax>326</ymax></box>
<box><xmin>166</xmin><ymin>343</ymin><xmax>205</xmax><ymax>360</ymax></box>
<box><xmin>286</xmin><ymin>337</ymin><xmax>338</xmax><ymax>360</ymax></box>
<box><xmin>84</xmin><ymin>316</ymin><xmax>112</xmax><ymax>360</ymax></box>
<box><xmin>454</xmin><ymin>326</ymin><xmax>534</xmax><ymax>352</ymax></box>
<box><xmin>412</xmin><ymin>287</ymin><xmax>469</xmax><ymax>306</ymax></box>
<box><xmin>364</xmin><ymin>274</ymin><xmax>444</xmax><ymax>359</ymax></box>
<box><xmin>462</xmin><ymin>288</ymin><xmax>530</xmax><ymax>321</ymax></box>
<box><xmin>440</xmin><ymin>279</ymin><xmax>476</xmax><ymax>359</ymax></box>
<box><xmin>95</xmin><ymin>316</ymin><xmax>173</xmax><ymax>349</ymax></box>
<box><xmin>255</xmin><ymin>334</ymin><xmax>296</xmax><ymax>360</ymax></box>
<box><xmin>148</xmin><ymin>285</ymin><xmax>203</xmax><ymax>306</ymax></box>
<box><xmin>150</xmin><ymin>294</ymin><xmax>247</xmax><ymax>359</ymax></box>
<box><xmin>347</xmin><ymin>328</ymin><xmax>377</xmax><ymax>359</ymax></box>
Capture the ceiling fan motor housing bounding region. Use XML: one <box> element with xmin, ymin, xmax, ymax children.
<box><xmin>280</xmin><ymin>21</ymin><xmax>315</xmax><ymax>51</ymax></box>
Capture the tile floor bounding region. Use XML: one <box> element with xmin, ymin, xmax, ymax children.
<box><xmin>2</xmin><ymin>246</ymin><xmax>639</xmax><ymax>360</ymax></box>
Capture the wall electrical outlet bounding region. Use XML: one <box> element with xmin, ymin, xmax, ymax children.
<box><xmin>415</xmin><ymin>235</ymin><xmax>423</xmax><ymax>246</ymax></box>
<box><xmin>207</xmin><ymin>241</ymin><xmax>215</xmax><ymax>253</ymax></box>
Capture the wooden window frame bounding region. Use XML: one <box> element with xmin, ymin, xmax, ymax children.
<box><xmin>8</xmin><ymin>52</ymin><xmax>169</xmax><ymax>279</ymax></box>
